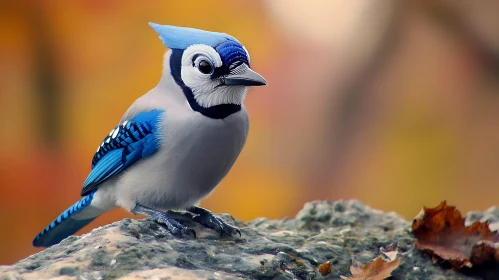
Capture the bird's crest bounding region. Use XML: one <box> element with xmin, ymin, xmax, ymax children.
<box><xmin>149</xmin><ymin>22</ymin><xmax>240</xmax><ymax>50</ymax></box>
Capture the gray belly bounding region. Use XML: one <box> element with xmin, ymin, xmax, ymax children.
<box><xmin>134</xmin><ymin>109</ymin><xmax>249</xmax><ymax>210</ymax></box>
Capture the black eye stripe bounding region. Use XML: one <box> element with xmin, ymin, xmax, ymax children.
<box><xmin>191</xmin><ymin>54</ymin><xmax>215</xmax><ymax>75</ymax></box>
<box><xmin>192</xmin><ymin>54</ymin><xmax>200</xmax><ymax>62</ymax></box>
<box><xmin>191</xmin><ymin>54</ymin><xmax>200</xmax><ymax>67</ymax></box>
<box><xmin>210</xmin><ymin>66</ymin><xmax>225</xmax><ymax>79</ymax></box>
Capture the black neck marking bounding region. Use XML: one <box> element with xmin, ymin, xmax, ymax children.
<box><xmin>170</xmin><ymin>49</ymin><xmax>241</xmax><ymax>119</ymax></box>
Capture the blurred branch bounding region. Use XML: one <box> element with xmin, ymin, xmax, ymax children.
<box><xmin>306</xmin><ymin>1</ymin><xmax>404</xmax><ymax>194</ymax></box>
<box><xmin>30</xmin><ymin>5</ymin><xmax>61</xmax><ymax>148</ymax></box>
<box><xmin>308</xmin><ymin>0</ymin><xmax>499</xmax><ymax>197</ymax></box>
<box><xmin>414</xmin><ymin>0</ymin><xmax>499</xmax><ymax>76</ymax></box>
<box><xmin>14</xmin><ymin>2</ymin><xmax>62</xmax><ymax>148</ymax></box>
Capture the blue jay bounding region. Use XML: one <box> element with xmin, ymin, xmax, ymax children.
<box><xmin>33</xmin><ymin>23</ymin><xmax>266</xmax><ymax>247</ymax></box>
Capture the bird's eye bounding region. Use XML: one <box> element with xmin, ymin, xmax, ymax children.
<box><xmin>197</xmin><ymin>60</ymin><xmax>213</xmax><ymax>75</ymax></box>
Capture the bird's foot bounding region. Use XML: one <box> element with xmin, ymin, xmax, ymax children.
<box><xmin>187</xmin><ymin>206</ymin><xmax>241</xmax><ymax>237</ymax></box>
<box><xmin>132</xmin><ymin>204</ymin><xmax>196</xmax><ymax>238</ymax></box>
<box><xmin>152</xmin><ymin>212</ymin><xmax>197</xmax><ymax>238</ymax></box>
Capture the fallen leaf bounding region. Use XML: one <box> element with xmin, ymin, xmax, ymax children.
<box><xmin>412</xmin><ymin>201</ymin><xmax>499</xmax><ymax>269</ymax></box>
<box><xmin>470</xmin><ymin>240</ymin><xmax>499</xmax><ymax>265</ymax></box>
<box><xmin>318</xmin><ymin>260</ymin><xmax>332</xmax><ymax>276</ymax></box>
<box><xmin>340</xmin><ymin>257</ymin><xmax>400</xmax><ymax>280</ymax></box>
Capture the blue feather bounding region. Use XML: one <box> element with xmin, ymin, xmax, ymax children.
<box><xmin>33</xmin><ymin>110</ymin><xmax>164</xmax><ymax>247</ymax></box>
<box><xmin>215</xmin><ymin>41</ymin><xmax>249</xmax><ymax>69</ymax></box>
<box><xmin>149</xmin><ymin>22</ymin><xmax>240</xmax><ymax>50</ymax></box>
<box><xmin>81</xmin><ymin>109</ymin><xmax>164</xmax><ymax>196</ymax></box>
<box><xmin>33</xmin><ymin>190</ymin><xmax>96</xmax><ymax>247</ymax></box>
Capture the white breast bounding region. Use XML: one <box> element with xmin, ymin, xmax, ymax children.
<box><xmin>114</xmin><ymin>105</ymin><xmax>249</xmax><ymax>211</ymax></box>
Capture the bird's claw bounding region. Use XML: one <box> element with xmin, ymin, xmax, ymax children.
<box><xmin>192</xmin><ymin>212</ymin><xmax>241</xmax><ymax>237</ymax></box>
<box><xmin>152</xmin><ymin>212</ymin><xmax>196</xmax><ymax>239</ymax></box>
<box><xmin>176</xmin><ymin>227</ymin><xmax>196</xmax><ymax>239</ymax></box>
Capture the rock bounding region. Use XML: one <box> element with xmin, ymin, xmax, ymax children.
<box><xmin>0</xmin><ymin>200</ymin><xmax>492</xmax><ymax>279</ymax></box>
<box><xmin>466</xmin><ymin>206</ymin><xmax>499</xmax><ymax>232</ymax></box>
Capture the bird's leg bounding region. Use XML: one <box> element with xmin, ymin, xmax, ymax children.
<box><xmin>186</xmin><ymin>206</ymin><xmax>241</xmax><ymax>237</ymax></box>
<box><xmin>132</xmin><ymin>204</ymin><xmax>196</xmax><ymax>238</ymax></box>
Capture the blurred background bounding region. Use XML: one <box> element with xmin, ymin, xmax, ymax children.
<box><xmin>1</xmin><ymin>0</ymin><xmax>499</xmax><ymax>264</ymax></box>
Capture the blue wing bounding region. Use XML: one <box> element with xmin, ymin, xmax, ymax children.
<box><xmin>81</xmin><ymin>109</ymin><xmax>164</xmax><ymax>196</ymax></box>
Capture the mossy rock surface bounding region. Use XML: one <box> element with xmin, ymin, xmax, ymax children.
<box><xmin>1</xmin><ymin>200</ymin><xmax>495</xmax><ymax>279</ymax></box>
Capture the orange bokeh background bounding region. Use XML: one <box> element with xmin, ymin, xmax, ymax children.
<box><xmin>2</xmin><ymin>1</ymin><xmax>499</xmax><ymax>264</ymax></box>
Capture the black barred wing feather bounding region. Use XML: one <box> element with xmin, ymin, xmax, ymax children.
<box><xmin>81</xmin><ymin>110</ymin><xmax>164</xmax><ymax>196</ymax></box>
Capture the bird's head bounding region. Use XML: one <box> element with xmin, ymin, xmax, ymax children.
<box><xmin>150</xmin><ymin>23</ymin><xmax>266</xmax><ymax>118</ymax></box>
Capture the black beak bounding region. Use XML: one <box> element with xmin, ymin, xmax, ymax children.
<box><xmin>224</xmin><ymin>68</ymin><xmax>267</xmax><ymax>86</ymax></box>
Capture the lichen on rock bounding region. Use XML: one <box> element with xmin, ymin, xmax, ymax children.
<box><xmin>0</xmin><ymin>200</ymin><xmax>488</xmax><ymax>279</ymax></box>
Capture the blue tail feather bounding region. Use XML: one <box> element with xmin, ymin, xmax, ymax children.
<box><xmin>33</xmin><ymin>191</ymin><xmax>98</xmax><ymax>247</ymax></box>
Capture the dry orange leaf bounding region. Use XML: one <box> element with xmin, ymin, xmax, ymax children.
<box><xmin>318</xmin><ymin>260</ymin><xmax>332</xmax><ymax>276</ymax></box>
<box><xmin>412</xmin><ymin>201</ymin><xmax>499</xmax><ymax>269</ymax></box>
<box><xmin>470</xmin><ymin>240</ymin><xmax>499</xmax><ymax>265</ymax></box>
<box><xmin>340</xmin><ymin>257</ymin><xmax>400</xmax><ymax>280</ymax></box>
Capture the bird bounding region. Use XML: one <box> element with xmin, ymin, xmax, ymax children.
<box><xmin>33</xmin><ymin>23</ymin><xmax>267</xmax><ymax>247</ymax></box>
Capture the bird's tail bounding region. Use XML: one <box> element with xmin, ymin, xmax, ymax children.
<box><xmin>33</xmin><ymin>190</ymin><xmax>104</xmax><ymax>247</ymax></box>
